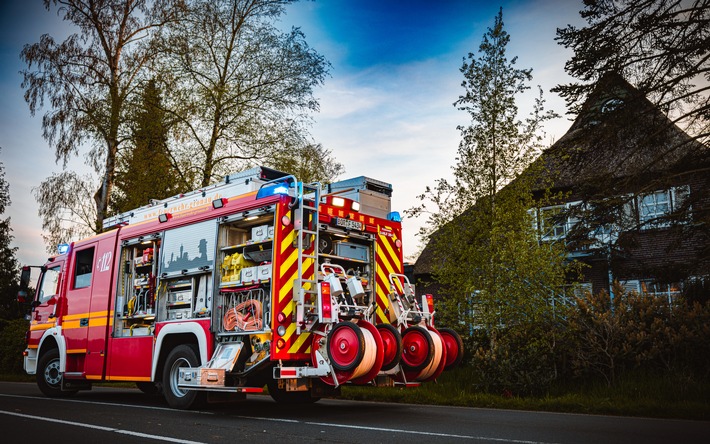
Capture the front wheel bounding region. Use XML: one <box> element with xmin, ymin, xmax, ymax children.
<box><xmin>162</xmin><ymin>344</ymin><xmax>206</xmax><ymax>409</ymax></box>
<box><xmin>36</xmin><ymin>348</ymin><xmax>77</xmax><ymax>398</ymax></box>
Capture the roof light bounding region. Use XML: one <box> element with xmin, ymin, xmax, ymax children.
<box><xmin>332</xmin><ymin>197</ymin><xmax>345</xmax><ymax>207</ymax></box>
<box><xmin>387</xmin><ymin>211</ymin><xmax>401</xmax><ymax>222</ymax></box>
<box><xmin>158</xmin><ymin>213</ymin><xmax>171</xmax><ymax>223</ymax></box>
<box><xmin>57</xmin><ymin>243</ymin><xmax>70</xmax><ymax>255</ymax></box>
<box><xmin>256</xmin><ymin>181</ymin><xmax>290</xmax><ymax>200</ymax></box>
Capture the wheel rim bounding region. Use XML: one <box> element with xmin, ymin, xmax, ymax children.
<box><xmin>402</xmin><ymin>329</ymin><xmax>430</xmax><ymax>368</ymax></box>
<box><xmin>44</xmin><ymin>358</ymin><xmax>61</xmax><ymax>387</ymax></box>
<box><xmin>329</xmin><ymin>324</ymin><xmax>362</xmax><ymax>369</ymax></box>
<box><xmin>169</xmin><ymin>357</ymin><xmax>190</xmax><ymax>398</ymax></box>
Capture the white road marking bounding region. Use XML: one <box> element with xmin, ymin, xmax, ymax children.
<box><xmin>235</xmin><ymin>415</ymin><xmax>559</xmax><ymax>443</ymax></box>
<box><xmin>2</xmin><ymin>392</ymin><xmax>559</xmax><ymax>443</ymax></box>
<box><xmin>0</xmin><ymin>410</ymin><xmax>206</xmax><ymax>444</ymax></box>
<box><xmin>0</xmin><ymin>393</ymin><xmax>212</xmax><ymax>414</ymax></box>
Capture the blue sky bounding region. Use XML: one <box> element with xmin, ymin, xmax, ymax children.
<box><xmin>0</xmin><ymin>0</ymin><xmax>583</xmax><ymax>266</ymax></box>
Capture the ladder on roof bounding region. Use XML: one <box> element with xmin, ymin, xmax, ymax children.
<box><xmin>294</xmin><ymin>182</ymin><xmax>321</xmax><ymax>334</ymax></box>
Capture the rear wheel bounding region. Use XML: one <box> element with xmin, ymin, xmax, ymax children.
<box><xmin>36</xmin><ymin>348</ymin><xmax>77</xmax><ymax>398</ymax></box>
<box><xmin>162</xmin><ymin>344</ymin><xmax>206</xmax><ymax>410</ymax></box>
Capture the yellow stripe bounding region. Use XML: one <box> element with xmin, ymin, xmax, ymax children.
<box><xmin>280</xmin><ymin>230</ymin><xmax>295</xmax><ymax>255</ymax></box>
<box><xmin>107</xmin><ymin>376</ymin><xmax>151</xmax><ymax>382</ymax></box>
<box><xmin>62</xmin><ymin>318</ymin><xmax>109</xmax><ymax>330</ymax></box>
<box><xmin>30</xmin><ymin>323</ymin><xmax>55</xmax><ymax>331</ymax></box>
<box><xmin>279</xmin><ymin>271</ymin><xmax>295</xmax><ymax>302</ymax></box>
<box><xmin>280</xmin><ymin>249</ymin><xmax>297</xmax><ymax>279</ymax></box>
<box><xmin>380</xmin><ymin>235</ymin><xmax>399</xmax><ymax>270</ymax></box>
<box><xmin>288</xmin><ymin>331</ymin><xmax>311</xmax><ymax>354</ymax></box>
<box><xmin>85</xmin><ymin>375</ymin><xmax>102</xmax><ymax>380</ymax></box>
<box><xmin>63</xmin><ymin>310</ymin><xmax>109</xmax><ymax>321</ymax></box>
<box><xmin>66</xmin><ymin>349</ymin><xmax>87</xmax><ymax>354</ymax></box>
<box><xmin>283</xmin><ymin>300</ymin><xmax>295</xmax><ymax>317</ymax></box>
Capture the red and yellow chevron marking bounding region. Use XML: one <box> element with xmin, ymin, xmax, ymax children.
<box><xmin>272</xmin><ymin>202</ymin><xmax>315</xmax><ymax>360</ymax></box>
<box><xmin>375</xmin><ymin>223</ymin><xmax>403</xmax><ymax>325</ymax></box>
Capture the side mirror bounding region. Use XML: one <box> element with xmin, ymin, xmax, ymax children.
<box><xmin>19</xmin><ymin>266</ymin><xmax>31</xmax><ymax>291</ymax></box>
<box><xmin>17</xmin><ymin>290</ymin><xmax>28</xmax><ymax>304</ymax></box>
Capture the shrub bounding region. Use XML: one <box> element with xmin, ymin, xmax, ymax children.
<box><xmin>0</xmin><ymin>318</ymin><xmax>29</xmax><ymax>374</ymax></box>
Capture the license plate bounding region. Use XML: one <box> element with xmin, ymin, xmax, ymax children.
<box><xmin>334</xmin><ymin>217</ymin><xmax>363</xmax><ymax>231</ymax></box>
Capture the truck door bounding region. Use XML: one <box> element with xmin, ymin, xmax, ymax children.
<box><xmin>62</xmin><ymin>236</ymin><xmax>115</xmax><ymax>379</ymax></box>
<box><xmin>28</xmin><ymin>263</ymin><xmax>64</xmax><ymax>351</ymax></box>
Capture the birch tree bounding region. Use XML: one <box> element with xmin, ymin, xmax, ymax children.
<box><xmin>21</xmin><ymin>0</ymin><xmax>181</xmax><ymax>242</ymax></box>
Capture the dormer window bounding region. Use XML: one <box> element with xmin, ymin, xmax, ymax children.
<box><xmin>600</xmin><ymin>98</ymin><xmax>624</xmax><ymax>113</ymax></box>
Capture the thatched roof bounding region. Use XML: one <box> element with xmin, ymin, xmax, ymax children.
<box><xmin>414</xmin><ymin>73</ymin><xmax>709</xmax><ymax>277</ymax></box>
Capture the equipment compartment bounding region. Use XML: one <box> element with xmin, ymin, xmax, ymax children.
<box><xmin>114</xmin><ymin>235</ymin><xmax>160</xmax><ymax>337</ymax></box>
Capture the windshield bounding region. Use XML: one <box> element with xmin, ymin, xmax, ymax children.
<box><xmin>38</xmin><ymin>267</ymin><xmax>61</xmax><ymax>304</ymax></box>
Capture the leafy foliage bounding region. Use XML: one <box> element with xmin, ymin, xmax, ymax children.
<box><xmin>566</xmin><ymin>283</ymin><xmax>710</xmax><ymax>386</ymax></box>
<box><xmin>555</xmin><ymin>0</ymin><xmax>710</xmax><ymax>146</ymax></box>
<box><xmin>22</xmin><ymin>0</ymin><xmax>182</xmax><ymax>238</ymax></box>
<box><xmin>0</xmin><ymin>319</ymin><xmax>29</xmax><ymax>374</ymax></box>
<box><xmin>266</xmin><ymin>143</ymin><xmax>344</xmax><ymax>184</ymax></box>
<box><xmin>157</xmin><ymin>0</ymin><xmax>331</xmax><ymax>187</ymax></box>
<box><xmin>409</xmin><ymin>10</ymin><xmax>569</xmax><ymax>379</ymax></box>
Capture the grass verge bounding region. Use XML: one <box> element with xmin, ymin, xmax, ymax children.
<box><xmin>340</xmin><ymin>367</ymin><xmax>710</xmax><ymax>420</ymax></box>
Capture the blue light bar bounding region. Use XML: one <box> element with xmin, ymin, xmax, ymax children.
<box><xmin>387</xmin><ymin>211</ymin><xmax>402</xmax><ymax>222</ymax></box>
<box><xmin>57</xmin><ymin>243</ymin><xmax>71</xmax><ymax>255</ymax></box>
<box><xmin>256</xmin><ymin>181</ymin><xmax>291</xmax><ymax>200</ymax></box>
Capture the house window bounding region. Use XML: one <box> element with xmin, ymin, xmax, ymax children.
<box><xmin>636</xmin><ymin>186</ymin><xmax>690</xmax><ymax>229</ymax></box>
<box><xmin>537</xmin><ymin>202</ymin><xmax>581</xmax><ymax>241</ymax></box>
<box><xmin>640</xmin><ymin>280</ymin><xmax>681</xmax><ymax>303</ymax></box>
<box><xmin>600</xmin><ymin>98</ymin><xmax>624</xmax><ymax>113</ymax></box>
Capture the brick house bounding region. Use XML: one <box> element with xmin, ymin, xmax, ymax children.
<box><xmin>414</xmin><ymin>73</ymin><xmax>710</xmax><ymax>301</ymax></box>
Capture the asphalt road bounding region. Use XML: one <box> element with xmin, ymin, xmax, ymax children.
<box><xmin>1</xmin><ymin>381</ymin><xmax>708</xmax><ymax>444</ymax></box>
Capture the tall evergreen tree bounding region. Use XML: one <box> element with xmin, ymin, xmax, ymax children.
<box><xmin>0</xmin><ymin>149</ymin><xmax>20</xmax><ymax>319</ymax></box>
<box><xmin>112</xmin><ymin>80</ymin><xmax>184</xmax><ymax>214</ymax></box>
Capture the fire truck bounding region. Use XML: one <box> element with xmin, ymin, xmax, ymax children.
<box><xmin>19</xmin><ymin>167</ymin><xmax>463</xmax><ymax>409</ymax></box>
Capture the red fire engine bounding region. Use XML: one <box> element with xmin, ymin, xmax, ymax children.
<box><xmin>19</xmin><ymin>167</ymin><xmax>463</xmax><ymax>409</ymax></box>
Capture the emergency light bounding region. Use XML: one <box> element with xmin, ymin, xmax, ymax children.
<box><xmin>57</xmin><ymin>243</ymin><xmax>70</xmax><ymax>255</ymax></box>
<box><xmin>256</xmin><ymin>181</ymin><xmax>290</xmax><ymax>200</ymax></box>
<box><xmin>386</xmin><ymin>211</ymin><xmax>401</xmax><ymax>222</ymax></box>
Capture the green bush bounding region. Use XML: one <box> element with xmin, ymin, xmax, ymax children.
<box><xmin>0</xmin><ymin>318</ymin><xmax>29</xmax><ymax>374</ymax></box>
<box><xmin>565</xmin><ymin>283</ymin><xmax>710</xmax><ymax>386</ymax></box>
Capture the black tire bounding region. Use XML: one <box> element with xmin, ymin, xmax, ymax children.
<box><xmin>162</xmin><ymin>344</ymin><xmax>206</xmax><ymax>410</ymax></box>
<box><xmin>136</xmin><ymin>381</ymin><xmax>160</xmax><ymax>395</ymax></box>
<box><xmin>267</xmin><ymin>379</ymin><xmax>320</xmax><ymax>404</ymax></box>
<box><xmin>376</xmin><ymin>323</ymin><xmax>403</xmax><ymax>371</ymax></box>
<box><xmin>36</xmin><ymin>348</ymin><xmax>77</xmax><ymax>398</ymax></box>
<box><xmin>438</xmin><ymin>328</ymin><xmax>464</xmax><ymax>370</ymax></box>
<box><xmin>400</xmin><ymin>326</ymin><xmax>434</xmax><ymax>373</ymax></box>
